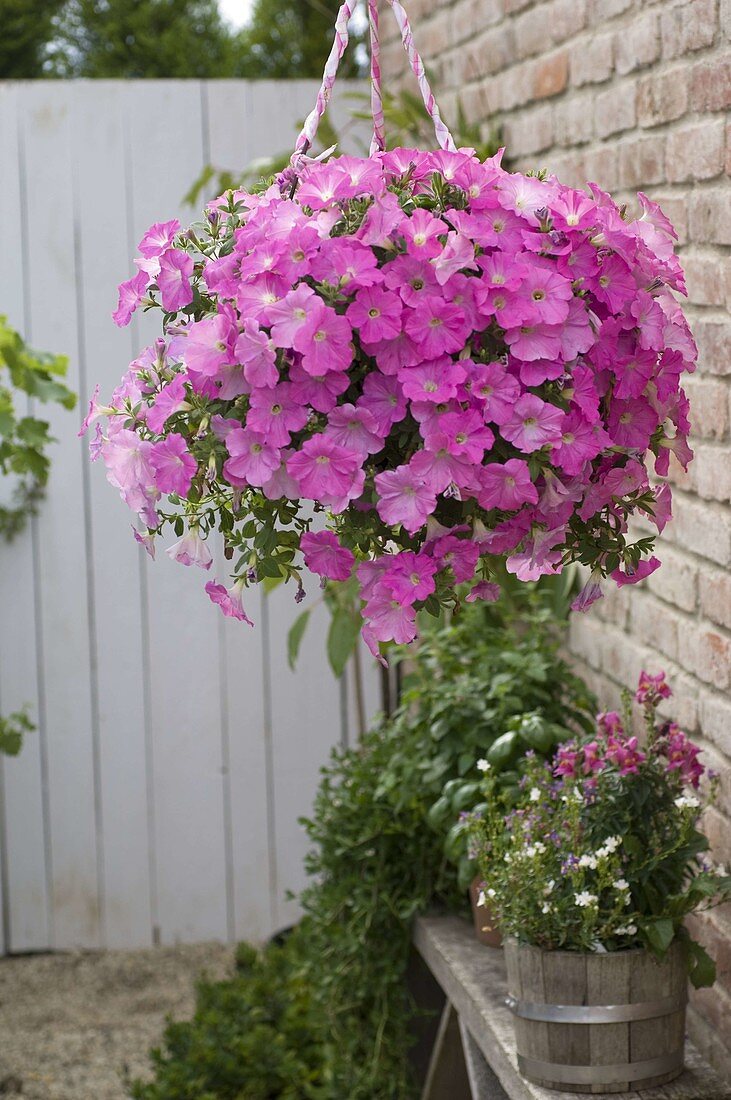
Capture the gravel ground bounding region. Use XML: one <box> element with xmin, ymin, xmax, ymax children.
<box><xmin>0</xmin><ymin>941</ymin><xmax>233</xmax><ymax>1099</ymax></box>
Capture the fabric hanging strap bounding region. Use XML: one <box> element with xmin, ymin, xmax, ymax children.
<box><xmin>292</xmin><ymin>0</ymin><xmax>456</xmax><ymax>167</ymax></box>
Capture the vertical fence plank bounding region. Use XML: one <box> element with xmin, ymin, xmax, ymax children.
<box><xmin>72</xmin><ymin>81</ymin><xmax>154</xmax><ymax>948</ymax></box>
<box><xmin>0</xmin><ymin>84</ymin><xmax>51</xmax><ymax>953</ymax></box>
<box><xmin>19</xmin><ymin>82</ymin><xmax>100</xmax><ymax>949</ymax></box>
<box><xmin>123</xmin><ymin>80</ymin><xmax>229</xmax><ymax>944</ymax></box>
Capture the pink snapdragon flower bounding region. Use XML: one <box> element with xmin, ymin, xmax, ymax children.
<box><xmin>605</xmin><ymin>734</ymin><xmax>646</xmax><ymax>777</ymax></box>
<box><xmin>300</xmin><ymin>530</ymin><xmax>355</xmax><ymax>581</ymax></box>
<box><xmin>636</xmin><ymin>669</ymin><xmax>672</xmax><ymax>706</ymax></box>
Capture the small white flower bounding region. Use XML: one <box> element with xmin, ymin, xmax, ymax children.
<box><xmin>715</xmin><ymin>864</ymin><xmax>727</xmax><ymax>877</ymax></box>
<box><xmin>614</xmin><ymin>879</ymin><xmax>630</xmax><ymax>892</ymax></box>
<box><xmin>543</xmin><ymin>879</ymin><xmax>555</xmax><ymax>896</ymax></box>
<box><xmin>477</xmin><ymin>890</ymin><xmax>486</xmax><ymax>907</ymax></box>
<box><xmin>477</xmin><ymin>759</ymin><xmax>491</xmax><ymax>773</ymax></box>
<box><xmin>578</xmin><ymin>853</ymin><xmax>598</xmax><ymax>870</ymax></box>
<box><xmin>529</xmin><ymin>787</ymin><xmax>541</xmax><ymax>802</ymax></box>
<box><xmin>503</xmin><ymin>852</ymin><xmax>512</xmax><ymax>863</ymax></box>
<box><xmin>604</xmin><ymin>836</ymin><xmax>621</xmax><ymax>852</ymax></box>
<box><xmin>486</xmin><ymin>887</ymin><xmax>496</xmax><ymax>898</ymax></box>
<box><xmin>674</xmin><ymin>794</ymin><xmax>700</xmax><ymax>810</ymax></box>
<box><xmin>616</xmin><ymin>923</ymin><xmax>638</xmax><ymax>936</ymax></box>
<box><xmin>574</xmin><ymin>891</ymin><xmax>598</xmax><ymax>908</ymax></box>
<box><xmin>541</xmin><ymin>902</ymin><xmax>553</xmax><ymax>914</ymax></box>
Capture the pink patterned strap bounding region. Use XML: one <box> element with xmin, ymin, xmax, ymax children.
<box><xmin>384</xmin><ymin>0</ymin><xmax>456</xmax><ymax>153</ymax></box>
<box><xmin>291</xmin><ymin>0</ymin><xmax>455</xmax><ymax>163</ymax></box>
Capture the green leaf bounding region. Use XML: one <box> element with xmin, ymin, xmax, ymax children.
<box><xmin>643</xmin><ymin>917</ymin><xmax>675</xmax><ymax>956</ymax></box>
<box><xmin>287</xmin><ymin>609</ymin><xmax>311</xmax><ymax>671</ymax></box>
<box><xmin>326</xmin><ymin>608</ymin><xmax>360</xmax><ymax>678</ymax></box>
<box><xmin>687</xmin><ymin>939</ymin><xmax>717</xmax><ymax>989</ymax></box>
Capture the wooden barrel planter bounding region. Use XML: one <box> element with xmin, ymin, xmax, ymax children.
<box><xmin>504</xmin><ymin>939</ymin><xmax>687</xmax><ymax>1093</ymax></box>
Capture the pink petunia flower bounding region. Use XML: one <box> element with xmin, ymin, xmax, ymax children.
<box><xmin>300</xmin><ymin>530</ymin><xmax>355</xmax><ymax>581</ymax></box>
<box><xmin>505</xmin><ymin>322</ymin><xmax>562</xmax><ymax>362</ymax></box>
<box><xmin>611</xmin><ymin>556</ymin><xmax>661</xmax><ymax>586</ymax></box>
<box><xmin>359</xmin><ymin>372</ymin><xmax>407</xmax><ymax>435</ymax></box>
<box><xmin>269</xmin><ymin>284</ymin><xmax>316</xmax><ymax>348</ymax></box>
<box><xmin>467</xmin><ymin>362</ymin><xmax>521</xmax><ymax>426</ymax></box>
<box><xmin>398</xmin><ymin>356</ymin><xmax>467</xmax><ymax>404</ymax></box>
<box><xmin>247</xmin><ymin>383</ymin><xmax>308</xmax><ymax>446</ymax></box>
<box><xmin>375</xmin><ymin>463</ymin><xmax>437</xmax><ymax>533</ymax></box>
<box><xmin>401</xmin><ymin>207</ymin><xmax>447</xmax><ymax>258</ymax></box>
<box><xmin>325</xmin><ymin>403</ymin><xmax>383</xmax><ymax>457</ymax></box>
<box><xmin>478</xmin><ymin>459</ymin><xmax>538</xmax><ymax>511</ymax></box>
<box><xmin>224</xmin><ymin>427</ymin><xmax>281</xmax><ymax>487</ymax></box>
<box><xmin>150</xmin><ymin>433</ymin><xmax>197</xmax><ymax>496</ymax></box>
<box><xmin>501</xmin><ymin>394</ymin><xmax>564</xmax><ymax>453</ymax></box>
<box><xmin>205</xmin><ymin>578</ymin><xmax>254</xmax><ymax>624</ymax></box>
<box><xmin>182</xmin><ymin>314</ymin><xmax>235</xmax><ymax>376</ymax></box>
<box><xmin>404</xmin><ymin>298</ymin><xmax>469</xmax><ymax>357</ymax></box>
<box><xmin>166</xmin><ymin>528</ymin><xmax>213</xmax><ymax>570</ymax></box>
<box><xmin>157</xmin><ymin>248</ymin><xmax>194</xmax><ymax>313</ymax></box>
<box><xmin>138</xmin><ymin>219</ymin><xmax>180</xmax><ymax>258</ymax></box>
<box><xmin>294</xmin><ymin>299</ymin><xmax>354</xmax><ymax>375</ymax></box>
<box><xmin>347</xmin><ymin>286</ymin><xmax>403</xmax><ymax>344</ymax></box>
<box><xmin>380</xmin><ymin>550</ymin><xmax>438</xmax><ymax>602</ymax></box>
<box><xmin>288</xmin><ymin>362</ymin><xmax>349</xmax><ymax>414</ymax></box>
<box><xmin>112</xmin><ymin>269</ymin><xmax>149</xmax><ymax>327</ymax></box>
<box><xmin>234</xmin><ymin>321</ymin><xmax>278</xmax><ymax>389</ymax></box>
<box><xmin>286</xmin><ymin>436</ymin><xmax>365</xmax><ymax>513</ymax></box>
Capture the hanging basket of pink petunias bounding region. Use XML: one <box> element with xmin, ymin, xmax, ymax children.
<box><xmin>84</xmin><ymin>0</ymin><xmax>695</xmax><ymax>657</ymax></box>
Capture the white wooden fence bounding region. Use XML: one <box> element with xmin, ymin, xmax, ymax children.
<box><xmin>0</xmin><ymin>79</ymin><xmax>379</xmax><ymax>954</ymax></box>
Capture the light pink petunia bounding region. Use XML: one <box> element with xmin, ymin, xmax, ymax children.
<box><xmin>224</xmin><ymin>427</ymin><xmax>281</xmax><ymax>487</ymax></box>
<box><xmin>374</xmin><ymin>464</ymin><xmax>437</xmax><ymax>533</ymax></box>
<box><xmin>150</xmin><ymin>433</ymin><xmax>197</xmax><ymax>496</ymax></box>
<box><xmin>112</xmin><ymin>269</ymin><xmax>149</xmax><ymax>327</ymax></box>
<box><xmin>347</xmin><ymin>286</ymin><xmax>403</xmax><ymax>344</ymax></box>
<box><xmin>325</xmin><ymin>403</ymin><xmax>383</xmax><ymax>457</ymax></box>
<box><xmin>398</xmin><ymin>357</ymin><xmax>467</xmax><ymax>404</ymax></box>
<box><xmin>247</xmin><ymin>383</ymin><xmax>308</xmax><ymax>447</ymax></box>
<box><xmin>138</xmin><ymin>219</ymin><xmax>180</xmax><ymax>258</ymax></box>
<box><xmin>286</xmin><ymin>436</ymin><xmax>365</xmax><ymax>513</ymax></box>
<box><xmin>294</xmin><ymin>299</ymin><xmax>354</xmax><ymax>375</ymax></box>
<box><xmin>611</xmin><ymin>556</ymin><xmax>661</xmax><ymax>586</ymax></box>
<box><xmin>234</xmin><ymin>321</ymin><xmax>278</xmax><ymax>389</ymax></box>
<box><xmin>156</xmin><ymin>248</ymin><xmax>194</xmax><ymax>312</ymax></box>
<box><xmin>404</xmin><ymin>298</ymin><xmax>469</xmax><ymax>358</ymax></box>
<box><xmin>166</xmin><ymin>528</ymin><xmax>213</xmax><ymax>570</ymax></box>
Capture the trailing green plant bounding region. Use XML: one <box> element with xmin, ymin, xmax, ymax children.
<box><xmin>0</xmin><ymin>314</ymin><xmax>75</xmax><ymax>541</ymax></box>
<box><xmin>130</xmin><ymin>581</ymin><xmax>592</xmax><ymax>1100</ymax></box>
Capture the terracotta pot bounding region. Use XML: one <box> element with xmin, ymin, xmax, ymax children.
<box><xmin>504</xmin><ymin>938</ymin><xmax>686</xmax><ymax>1093</ymax></box>
<box><xmin>469</xmin><ymin>877</ymin><xmax>503</xmax><ymax>947</ymax></box>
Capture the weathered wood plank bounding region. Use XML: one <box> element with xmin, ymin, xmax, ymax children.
<box><xmin>587</xmin><ymin>951</ymin><xmax>631</xmax><ymax>1093</ymax></box>
<box><xmin>0</xmin><ymin>82</ymin><xmax>51</xmax><ymax>953</ymax></box>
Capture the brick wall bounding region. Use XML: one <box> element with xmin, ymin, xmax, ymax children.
<box><xmin>381</xmin><ymin>0</ymin><xmax>731</xmax><ymax>1075</ymax></box>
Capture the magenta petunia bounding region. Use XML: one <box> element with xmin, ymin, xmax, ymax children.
<box><xmin>398</xmin><ymin>356</ymin><xmax>466</xmax><ymax>404</ymax></box>
<box><xmin>611</xmin><ymin>556</ymin><xmax>661</xmax><ymax>587</ymax></box>
<box><xmin>300</xmin><ymin>530</ymin><xmax>355</xmax><ymax>582</ymax></box>
<box><xmin>247</xmin><ymin>383</ymin><xmax>308</xmax><ymax>446</ymax></box>
<box><xmin>347</xmin><ymin>285</ymin><xmax>403</xmax><ymax>344</ymax></box>
<box><xmin>138</xmin><ymin>219</ymin><xmax>180</xmax><ymax>258</ymax></box>
<box><xmin>478</xmin><ymin>459</ymin><xmax>538</xmax><ymax>511</ymax></box>
<box><xmin>286</xmin><ymin>436</ymin><xmax>365</xmax><ymax>513</ymax></box>
<box><xmin>112</xmin><ymin>269</ymin><xmax>149</xmax><ymax>327</ymax></box>
<box><xmin>205</xmin><ymin>579</ymin><xmax>254</xmax><ymax>624</ymax></box>
<box><xmin>501</xmin><ymin>394</ymin><xmax>564</xmax><ymax>453</ymax></box>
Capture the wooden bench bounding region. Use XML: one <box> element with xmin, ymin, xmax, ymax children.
<box><xmin>414</xmin><ymin>915</ymin><xmax>731</xmax><ymax>1100</ymax></box>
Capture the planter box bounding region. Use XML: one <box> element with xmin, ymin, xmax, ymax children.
<box><xmin>504</xmin><ymin>939</ymin><xmax>687</xmax><ymax>1094</ymax></box>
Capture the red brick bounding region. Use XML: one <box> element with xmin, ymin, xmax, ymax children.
<box><xmin>685</xmin><ymin>376</ymin><xmax>730</xmax><ymax>438</ymax></box>
<box><xmin>661</xmin><ymin>0</ymin><xmax>719</xmax><ymax>59</ymax></box>
<box><xmin>553</xmin><ymin>91</ymin><xmax>595</xmax><ymax>146</ymax></box>
<box><xmin>683</xmin><ymin>255</ymin><xmax>729</xmax><ymax>307</ymax></box>
<box><xmin>667</xmin><ymin>119</ymin><xmax>726</xmax><ymax>182</ymax></box>
<box><xmin>532</xmin><ymin>50</ymin><xmax>569</xmax><ymax>98</ymax></box>
<box><xmin>630</xmin><ymin>595</ymin><xmax>680</xmax><ymax>661</ymax></box>
<box><xmin>617</xmin><ymin>133</ymin><xmax>665</xmax><ymax>188</ymax></box>
<box><xmin>647</xmin><ymin>547</ymin><xmax>698</xmax><ymax>612</ymax></box>
<box><xmin>700</xmin><ymin>690</ymin><xmax>731</xmax><ymax>755</ymax></box>
<box><xmin>700</xmin><ymin>567</ymin><xmax>731</xmax><ymax>630</ymax></box>
<box><xmin>581</xmin><ymin>145</ymin><xmax>621</xmax><ymax>191</ymax></box>
<box><xmin>569</xmin><ymin>33</ymin><xmax>614</xmax><ymax>86</ymax></box>
<box><xmin>695</xmin><ymin>319</ymin><xmax>731</xmax><ymax>376</ymax></box>
<box><xmin>690</xmin><ymin>56</ymin><xmax>731</xmax><ymax>112</ymax></box>
<box><xmin>615</xmin><ymin>11</ymin><xmax>660</xmax><ymax>75</ymax></box>
<box><xmin>674</xmin><ymin>495</ymin><xmax>731</xmax><ymax>565</ymax></box>
<box><xmin>689</xmin><ymin>625</ymin><xmax>731</xmax><ymax>689</ymax></box>
<box><xmin>587</xmin><ymin>0</ymin><xmax>631</xmax><ymax>20</ymax></box>
<box><xmin>636</xmin><ymin>69</ymin><xmax>689</xmax><ymax>127</ymax></box>
<box><xmin>503</xmin><ymin>104</ymin><xmax>555</xmax><ymax>155</ymax></box>
<box><xmin>689</xmin><ymin>188</ymin><xmax>731</xmax><ymax>245</ymax></box>
<box><xmin>594</xmin><ymin>83</ymin><xmax>636</xmax><ymax>138</ymax></box>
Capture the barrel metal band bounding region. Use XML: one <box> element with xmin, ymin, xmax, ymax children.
<box><xmin>518</xmin><ymin>1051</ymin><xmax>684</xmax><ymax>1086</ymax></box>
<box><xmin>505</xmin><ymin>993</ymin><xmax>686</xmax><ymax>1024</ymax></box>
